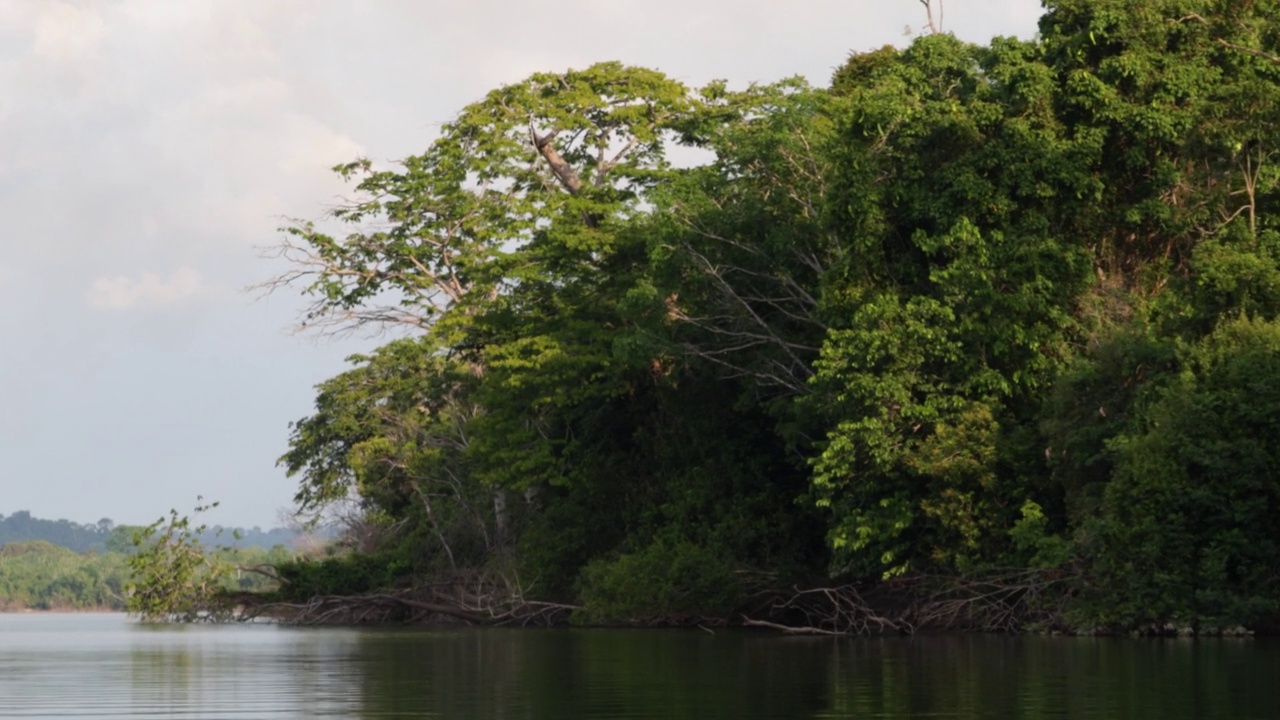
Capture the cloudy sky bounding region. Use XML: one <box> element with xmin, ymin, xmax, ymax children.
<box><xmin>0</xmin><ymin>0</ymin><xmax>1042</xmax><ymax>530</ymax></box>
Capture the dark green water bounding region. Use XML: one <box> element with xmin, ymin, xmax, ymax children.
<box><xmin>0</xmin><ymin>614</ymin><xmax>1275</xmax><ymax>718</ymax></box>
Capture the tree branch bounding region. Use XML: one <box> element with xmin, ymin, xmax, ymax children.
<box><xmin>529</xmin><ymin>120</ymin><xmax>583</xmax><ymax>194</ymax></box>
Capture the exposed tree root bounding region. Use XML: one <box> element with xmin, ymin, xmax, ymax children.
<box><xmin>897</xmin><ymin>568</ymin><xmax>1075</xmax><ymax>633</ymax></box>
<box><xmin>231</xmin><ymin>571</ymin><xmax>577</xmax><ymax>627</ymax></box>
<box><xmin>217</xmin><ymin>567</ymin><xmax>1073</xmax><ymax>634</ymax></box>
<box><xmin>739</xmin><ymin>568</ymin><xmax>1075</xmax><ymax>635</ymax></box>
<box><xmin>739</xmin><ymin>583</ymin><xmax>903</xmax><ymax>635</ymax></box>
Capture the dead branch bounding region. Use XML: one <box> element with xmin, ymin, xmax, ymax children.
<box><xmin>234</xmin><ymin>568</ymin><xmax>578</xmax><ymax>627</ymax></box>
<box><xmin>739</xmin><ymin>568</ymin><xmax>1074</xmax><ymax>636</ymax></box>
<box><xmin>740</xmin><ymin>617</ymin><xmax>845</xmax><ymax>635</ymax></box>
<box><xmin>1217</xmin><ymin>38</ymin><xmax>1280</xmax><ymax>64</ymax></box>
<box><xmin>740</xmin><ymin>582</ymin><xmax>903</xmax><ymax>635</ymax></box>
<box><xmin>253</xmin><ymin>230</ymin><xmax>457</xmax><ymax>338</ymax></box>
<box><xmin>665</xmin><ymin>221</ymin><xmax>826</xmax><ymax>395</ymax></box>
<box><xmin>919</xmin><ymin>0</ymin><xmax>942</xmax><ymax>35</ymax></box>
<box><xmin>236</xmin><ymin>564</ymin><xmax>286</xmax><ymax>584</ymax></box>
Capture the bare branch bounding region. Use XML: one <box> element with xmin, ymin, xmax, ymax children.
<box><xmin>659</xmin><ymin>205</ymin><xmax>828</xmax><ymax>395</ymax></box>
<box><xmin>1216</xmin><ymin>37</ymin><xmax>1280</xmax><ymax>64</ymax></box>
<box><xmin>596</xmin><ymin>137</ymin><xmax>640</xmax><ymax>185</ymax></box>
<box><xmin>918</xmin><ymin>0</ymin><xmax>942</xmax><ymax>35</ymax></box>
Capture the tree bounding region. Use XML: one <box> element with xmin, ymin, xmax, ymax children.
<box><xmin>265</xmin><ymin>63</ymin><xmax>707</xmax><ymax>550</ymax></box>
<box><xmin>266</xmin><ymin>65</ymin><xmax>842</xmax><ymax>612</ymax></box>
<box><xmin>259</xmin><ymin>2</ymin><xmax>1280</xmax><ymax>630</ymax></box>
<box><xmin>1089</xmin><ymin>315</ymin><xmax>1280</xmax><ymax>629</ymax></box>
<box><xmin>280</xmin><ymin>337</ymin><xmax>492</xmax><ymax>570</ymax></box>
<box><xmin>1038</xmin><ymin>0</ymin><xmax>1280</xmax><ymax>283</ymax></box>
<box><xmin>809</xmin><ymin>33</ymin><xmax>1092</xmax><ymax>577</ymax></box>
<box><xmin>263</xmin><ymin>62</ymin><xmax>697</xmax><ymax>339</ymax></box>
<box><xmin>637</xmin><ymin>79</ymin><xmax>837</xmax><ymax>396</ymax></box>
<box><xmin>126</xmin><ymin>500</ymin><xmax>234</xmax><ymax>622</ymax></box>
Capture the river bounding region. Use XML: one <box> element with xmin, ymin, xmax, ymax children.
<box><xmin>0</xmin><ymin>613</ymin><xmax>1275</xmax><ymax>718</ymax></box>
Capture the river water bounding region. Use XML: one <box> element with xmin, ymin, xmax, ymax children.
<box><xmin>0</xmin><ymin>613</ymin><xmax>1275</xmax><ymax>718</ymax></box>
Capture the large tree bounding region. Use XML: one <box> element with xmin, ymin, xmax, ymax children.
<box><xmin>265</xmin><ymin>62</ymin><xmax>697</xmax><ymax>338</ymax></box>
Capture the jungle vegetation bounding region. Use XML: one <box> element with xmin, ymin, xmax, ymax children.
<box><xmin>0</xmin><ymin>511</ymin><xmax>295</xmax><ymax>612</ymax></box>
<box><xmin>0</xmin><ymin>539</ymin><xmax>290</xmax><ymax>613</ymax></box>
<box><xmin>137</xmin><ymin>0</ymin><xmax>1280</xmax><ymax>633</ymax></box>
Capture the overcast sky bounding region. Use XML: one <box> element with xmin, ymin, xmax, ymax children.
<box><xmin>0</xmin><ymin>0</ymin><xmax>1042</xmax><ymax>530</ymax></box>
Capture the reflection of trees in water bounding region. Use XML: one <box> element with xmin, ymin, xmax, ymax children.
<box><xmin>354</xmin><ymin>630</ymin><xmax>526</xmax><ymax>717</ymax></box>
<box><xmin>355</xmin><ymin>629</ymin><xmax>834</xmax><ymax>718</ymax></box>
<box><xmin>823</xmin><ymin>636</ymin><xmax>1280</xmax><ymax>720</ymax></box>
<box><xmin>349</xmin><ymin>630</ymin><xmax>1280</xmax><ymax>719</ymax></box>
<box><xmin>13</xmin><ymin>623</ymin><xmax>1280</xmax><ymax>719</ymax></box>
<box><xmin>129</xmin><ymin>645</ymin><xmax>197</xmax><ymax>712</ymax></box>
<box><xmin>553</xmin><ymin>632</ymin><xmax>833</xmax><ymax>719</ymax></box>
<box><xmin>274</xmin><ymin>630</ymin><xmax>368</xmax><ymax>716</ymax></box>
<box><xmin>127</xmin><ymin>628</ymin><xmax>368</xmax><ymax>717</ymax></box>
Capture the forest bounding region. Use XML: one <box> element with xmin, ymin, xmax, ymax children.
<box><xmin>0</xmin><ymin>511</ymin><xmax>302</xmax><ymax>553</ymax></box>
<box><xmin>0</xmin><ymin>512</ymin><xmax>125</xmax><ymax>554</ymax></box>
<box><xmin>130</xmin><ymin>0</ymin><xmax>1280</xmax><ymax>634</ymax></box>
<box><xmin>0</xmin><ymin>511</ymin><xmax>297</xmax><ymax>611</ymax></box>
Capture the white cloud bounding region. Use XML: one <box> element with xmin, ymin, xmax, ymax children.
<box><xmin>190</xmin><ymin>77</ymin><xmax>293</xmax><ymax>113</ymax></box>
<box><xmin>276</xmin><ymin>114</ymin><xmax>366</xmax><ymax>175</ymax></box>
<box><xmin>32</xmin><ymin>3</ymin><xmax>108</xmax><ymax>65</ymax></box>
<box><xmin>87</xmin><ymin>266</ymin><xmax>207</xmax><ymax>310</ymax></box>
<box><xmin>115</xmin><ymin>0</ymin><xmax>212</xmax><ymax>32</ymax></box>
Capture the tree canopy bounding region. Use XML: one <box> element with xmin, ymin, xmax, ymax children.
<box><xmin>260</xmin><ymin>1</ymin><xmax>1280</xmax><ymax>634</ymax></box>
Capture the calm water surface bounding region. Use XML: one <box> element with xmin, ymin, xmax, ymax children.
<box><xmin>0</xmin><ymin>613</ymin><xmax>1275</xmax><ymax>719</ymax></box>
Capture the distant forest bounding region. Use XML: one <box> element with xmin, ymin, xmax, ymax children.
<box><xmin>0</xmin><ymin>511</ymin><xmax>300</xmax><ymax>612</ymax></box>
<box><xmin>0</xmin><ymin>511</ymin><xmax>302</xmax><ymax>553</ymax></box>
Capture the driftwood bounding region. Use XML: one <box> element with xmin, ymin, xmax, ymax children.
<box><xmin>217</xmin><ymin>566</ymin><xmax>1072</xmax><ymax>634</ymax></box>
<box><xmin>740</xmin><ymin>583</ymin><xmax>904</xmax><ymax>635</ymax></box>
<box><xmin>739</xmin><ymin>568</ymin><xmax>1075</xmax><ymax>636</ymax></box>
<box><xmin>898</xmin><ymin>568</ymin><xmax>1075</xmax><ymax>633</ymax></box>
<box><xmin>231</xmin><ymin>571</ymin><xmax>577</xmax><ymax>627</ymax></box>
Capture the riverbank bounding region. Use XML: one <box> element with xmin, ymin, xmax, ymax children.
<box><xmin>209</xmin><ymin>571</ymin><xmax>1278</xmax><ymax>637</ymax></box>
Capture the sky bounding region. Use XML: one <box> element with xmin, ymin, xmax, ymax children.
<box><xmin>0</xmin><ymin>0</ymin><xmax>1043</xmax><ymax>530</ymax></box>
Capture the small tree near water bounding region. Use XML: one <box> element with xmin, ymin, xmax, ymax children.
<box><xmin>126</xmin><ymin>499</ymin><xmax>234</xmax><ymax>622</ymax></box>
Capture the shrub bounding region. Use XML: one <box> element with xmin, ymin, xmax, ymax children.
<box><xmin>575</xmin><ymin>538</ymin><xmax>743</xmax><ymax>624</ymax></box>
<box><xmin>1085</xmin><ymin>316</ymin><xmax>1280</xmax><ymax>630</ymax></box>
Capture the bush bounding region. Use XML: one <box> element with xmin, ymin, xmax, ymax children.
<box><xmin>574</xmin><ymin>538</ymin><xmax>744</xmax><ymax>624</ymax></box>
<box><xmin>126</xmin><ymin>502</ymin><xmax>235</xmax><ymax>622</ymax></box>
<box><xmin>1084</xmin><ymin>316</ymin><xmax>1280</xmax><ymax>630</ymax></box>
<box><xmin>273</xmin><ymin>551</ymin><xmax>411</xmax><ymax>600</ymax></box>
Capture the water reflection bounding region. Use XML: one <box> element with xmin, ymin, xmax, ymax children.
<box><xmin>818</xmin><ymin>635</ymin><xmax>1280</xmax><ymax>720</ymax></box>
<box><xmin>0</xmin><ymin>614</ymin><xmax>368</xmax><ymax>719</ymax></box>
<box><xmin>352</xmin><ymin>629</ymin><xmax>833</xmax><ymax>718</ymax></box>
<box><xmin>0</xmin><ymin>614</ymin><xmax>1276</xmax><ymax>719</ymax></box>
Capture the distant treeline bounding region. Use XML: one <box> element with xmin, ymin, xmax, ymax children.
<box><xmin>0</xmin><ymin>511</ymin><xmax>305</xmax><ymax>554</ymax></box>
<box><xmin>0</xmin><ymin>538</ymin><xmax>293</xmax><ymax>613</ymax></box>
<box><xmin>0</xmin><ymin>541</ymin><xmax>129</xmax><ymax>611</ymax></box>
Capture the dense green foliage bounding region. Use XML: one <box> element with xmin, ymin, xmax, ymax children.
<box><xmin>125</xmin><ymin>502</ymin><xmax>295</xmax><ymax>621</ymax></box>
<box><xmin>0</xmin><ymin>541</ymin><xmax>129</xmax><ymax>611</ymax></box>
<box><xmin>264</xmin><ymin>1</ymin><xmax>1280</xmax><ymax>632</ymax></box>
